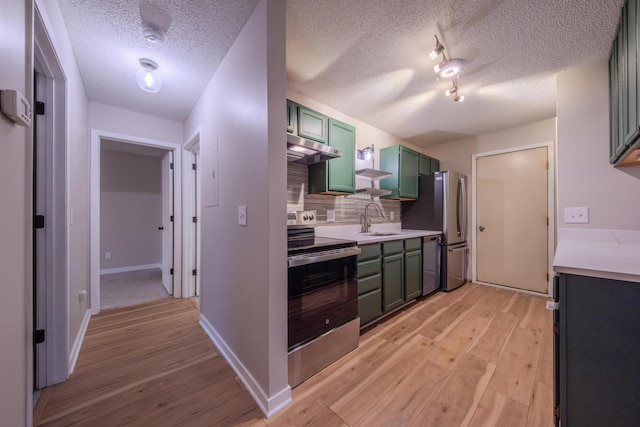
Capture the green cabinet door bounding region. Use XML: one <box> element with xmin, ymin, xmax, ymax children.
<box><xmin>286</xmin><ymin>99</ymin><xmax>296</xmax><ymax>134</ymax></box>
<box><xmin>610</xmin><ymin>37</ymin><xmax>620</xmax><ymax>163</ymax></box>
<box><xmin>327</xmin><ymin>119</ymin><xmax>355</xmax><ymax>192</ymax></box>
<box><xmin>430</xmin><ymin>158</ymin><xmax>440</xmax><ymax>174</ymax></box>
<box><xmin>419</xmin><ymin>154</ymin><xmax>431</xmax><ymax>176</ymax></box>
<box><xmin>382</xmin><ymin>253</ymin><xmax>404</xmax><ymax>312</ymax></box>
<box><xmin>379</xmin><ymin>145</ymin><xmax>419</xmax><ymax>200</ymax></box>
<box><xmin>624</xmin><ymin>0</ymin><xmax>639</xmax><ymax>147</ymax></box>
<box><xmin>404</xmin><ymin>249</ymin><xmax>422</xmax><ymax>301</ymax></box>
<box><xmin>308</xmin><ymin>118</ymin><xmax>356</xmax><ymax>194</ymax></box>
<box><xmin>359</xmin><ymin>289</ymin><xmax>382</xmax><ymax>326</ymax></box>
<box><xmin>297</xmin><ymin>105</ymin><xmax>329</xmax><ymax>144</ymax></box>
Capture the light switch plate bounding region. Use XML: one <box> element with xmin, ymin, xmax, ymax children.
<box><xmin>238</xmin><ymin>206</ymin><xmax>247</xmax><ymax>226</ymax></box>
<box><xmin>326</xmin><ymin>210</ymin><xmax>335</xmax><ymax>222</ymax></box>
<box><xmin>564</xmin><ymin>207</ymin><xmax>589</xmax><ymax>224</ymax></box>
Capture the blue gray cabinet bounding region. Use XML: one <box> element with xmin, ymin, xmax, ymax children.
<box><xmin>404</xmin><ymin>238</ymin><xmax>422</xmax><ymax>301</ymax></box>
<box><xmin>609</xmin><ymin>0</ymin><xmax>640</xmax><ymax>166</ymax></box>
<box><xmin>554</xmin><ymin>273</ymin><xmax>640</xmax><ymax>426</ymax></box>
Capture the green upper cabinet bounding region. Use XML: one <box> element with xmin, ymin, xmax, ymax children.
<box><xmin>419</xmin><ymin>154</ymin><xmax>431</xmax><ymax>176</ymax></box>
<box><xmin>379</xmin><ymin>145</ymin><xmax>419</xmax><ymax>199</ymax></box>
<box><xmin>609</xmin><ymin>0</ymin><xmax>640</xmax><ymax>165</ymax></box>
<box><xmin>297</xmin><ymin>105</ymin><xmax>329</xmax><ymax>144</ymax></box>
<box><xmin>419</xmin><ymin>154</ymin><xmax>441</xmax><ymax>176</ymax></box>
<box><xmin>286</xmin><ymin>99</ymin><xmax>296</xmax><ymax>134</ymax></box>
<box><xmin>430</xmin><ymin>157</ymin><xmax>440</xmax><ymax>174</ymax></box>
<box><xmin>308</xmin><ymin>118</ymin><xmax>356</xmax><ymax>195</ymax></box>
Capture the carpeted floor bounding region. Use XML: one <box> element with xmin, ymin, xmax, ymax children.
<box><xmin>100</xmin><ymin>268</ymin><xmax>170</xmax><ymax>310</ymax></box>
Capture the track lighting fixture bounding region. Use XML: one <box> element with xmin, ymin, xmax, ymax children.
<box><xmin>429</xmin><ymin>35</ymin><xmax>466</xmax><ymax>102</ymax></box>
<box><xmin>142</xmin><ymin>23</ymin><xmax>165</xmax><ymax>44</ymax></box>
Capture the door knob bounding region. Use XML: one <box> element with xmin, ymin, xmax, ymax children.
<box><xmin>479</xmin><ymin>225</ymin><xmax>485</xmax><ymax>232</ymax></box>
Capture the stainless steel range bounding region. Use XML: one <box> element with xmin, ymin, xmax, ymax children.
<box><xmin>287</xmin><ymin>211</ymin><xmax>360</xmax><ymax>387</ymax></box>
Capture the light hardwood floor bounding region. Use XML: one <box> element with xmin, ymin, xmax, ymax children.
<box><xmin>34</xmin><ymin>283</ymin><xmax>553</xmax><ymax>426</ymax></box>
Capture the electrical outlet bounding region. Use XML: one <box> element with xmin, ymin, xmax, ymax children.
<box><xmin>564</xmin><ymin>207</ymin><xmax>589</xmax><ymax>224</ymax></box>
<box><xmin>238</xmin><ymin>206</ymin><xmax>247</xmax><ymax>226</ymax></box>
<box><xmin>390</xmin><ymin>211</ymin><xmax>395</xmax><ymax>221</ymax></box>
<box><xmin>327</xmin><ymin>210</ymin><xmax>335</xmax><ymax>222</ymax></box>
<box><xmin>105</xmin><ymin>252</ymin><xmax>112</xmax><ymax>260</ymax></box>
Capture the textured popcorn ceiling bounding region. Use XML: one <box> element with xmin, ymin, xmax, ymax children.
<box><xmin>58</xmin><ymin>0</ymin><xmax>624</xmax><ymax>145</ymax></box>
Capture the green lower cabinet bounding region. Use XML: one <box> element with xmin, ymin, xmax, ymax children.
<box><xmin>358</xmin><ymin>289</ymin><xmax>383</xmax><ymax>325</ymax></box>
<box><xmin>382</xmin><ymin>253</ymin><xmax>404</xmax><ymax>312</ymax></box>
<box><xmin>404</xmin><ymin>249</ymin><xmax>422</xmax><ymax>301</ymax></box>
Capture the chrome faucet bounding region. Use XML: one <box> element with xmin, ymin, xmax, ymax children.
<box><xmin>361</xmin><ymin>202</ymin><xmax>387</xmax><ymax>233</ymax></box>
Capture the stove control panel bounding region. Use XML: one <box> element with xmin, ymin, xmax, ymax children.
<box><xmin>287</xmin><ymin>210</ymin><xmax>317</xmax><ymax>226</ymax></box>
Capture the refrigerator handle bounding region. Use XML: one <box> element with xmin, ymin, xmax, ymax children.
<box><xmin>458</xmin><ymin>177</ymin><xmax>467</xmax><ymax>240</ymax></box>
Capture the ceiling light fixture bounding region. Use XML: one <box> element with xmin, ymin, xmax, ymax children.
<box><xmin>430</xmin><ymin>34</ymin><xmax>466</xmax><ymax>102</ymax></box>
<box><xmin>142</xmin><ymin>23</ymin><xmax>165</xmax><ymax>44</ymax></box>
<box><xmin>136</xmin><ymin>58</ymin><xmax>162</xmax><ymax>93</ymax></box>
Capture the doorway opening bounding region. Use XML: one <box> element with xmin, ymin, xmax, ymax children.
<box><xmin>90</xmin><ymin>130</ymin><xmax>183</xmax><ymax>315</ymax></box>
<box><xmin>98</xmin><ymin>140</ymin><xmax>173</xmax><ymax>310</ymax></box>
<box><xmin>471</xmin><ymin>142</ymin><xmax>555</xmax><ymax>296</ymax></box>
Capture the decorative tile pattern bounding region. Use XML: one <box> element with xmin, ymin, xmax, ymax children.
<box><xmin>287</xmin><ymin>162</ymin><xmax>401</xmax><ymax>226</ymax></box>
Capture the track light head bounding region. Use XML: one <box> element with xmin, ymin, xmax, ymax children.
<box><xmin>429</xmin><ymin>35</ymin><xmax>444</xmax><ymax>60</ymax></box>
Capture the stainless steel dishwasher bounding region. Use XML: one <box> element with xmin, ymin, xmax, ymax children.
<box><xmin>422</xmin><ymin>235</ymin><xmax>442</xmax><ymax>295</ymax></box>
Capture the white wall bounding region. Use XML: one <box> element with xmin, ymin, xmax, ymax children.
<box><xmin>422</xmin><ymin>118</ymin><xmax>557</xmax><ymax>178</ymax></box>
<box><xmin>557</xmin><ymin>60</ymin><xmax>640</xmax><ymax>230</ymax></box>
<box><xmin>183</xmin><ymin>0</ymin><xmax>289</xmax><ymax>416</ymax></box>
<box><xmin>100</xmin><ymin>151</ymin><xmax>162</xmax><ymax>271</ymax></box>
<box><xmin>37</xmin><ymin>0</ymin><xmax>92</xmax><ymax>367</ymax></box>
<box><xmin>88</xmin><ymin>101</ymin><xmax>183</xmax><ymax>144</ymax></box>
<box><xmin>0</xmin><ymin>1</ymin><xmax>32</xmax><ymax>424</ymax></box>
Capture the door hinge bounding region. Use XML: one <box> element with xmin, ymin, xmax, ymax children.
<box><xmin>170</xmin><ymin>215</ymin><xmax>174</xmax><ymax>222</ymax></box>
<box><xmin>192</xmin><ymin>269</ymin><xmax>197</xmax><ymax>276</ymax></box>
<box><xmin>34</xmin><ymin>215</ymin><xmax>45</xmax><ymax>229</ymax></box>
<box><xmin>554</xmin><ymin>323</ymin><xmax>560</xmax><ymax>334</ymax></box>
<box><xmin>170</xmin><ymin>268</ymin><xmax>174</xmax><ymax>275</ymax></box>
<box><xmin>35</xmin><ymin>101</ymin><xmax>45</xmax><ymax>116</ymax></box>
<box><xmin>192</xmin><ymin>216</ymin><xmax>197</xmax><ymax>223</ymax></box>
<box><xmin>547</xmin><ymin>217</ymin><xmax>549</xmax><ymax>226</ymax></box>
<box><xmin>34</xmin><ymin>329</ymin><xmax>45</xmax><ymax>344</ymax></box>
<box><xmin>170</xmin><ymin>162</ymin><xmax>174</xmax><ymax>170</ymax></box>
<box><xmin>546</xmin><ymin>160</ymin><xmax>549</xmax><ymax>170</ymax></box>
<box><xmin>192</xmin><ymin>163</ymin><xmax>197</xmax><ymax>171</ymax></box>
<box><xmin>546</xmin><ymin>273</ymin><xmax>549</xmax><ymax>282</ymax></box>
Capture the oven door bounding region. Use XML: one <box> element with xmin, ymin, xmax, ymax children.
<box><xmin>288</xmin><ymin>253</ymin><xmax>358</xmax><ymax>351</ymax></box>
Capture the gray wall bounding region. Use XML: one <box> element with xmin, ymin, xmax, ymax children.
<box><xmin>100</xmin><ymin>150</ymin><xmax>162</xmax><ymax>271</ymax></box>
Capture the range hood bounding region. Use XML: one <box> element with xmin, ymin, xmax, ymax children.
<box><xmin>287</xmin><ymin>133</ymin><xmax>341</xmax><ymax>164</ymax></box>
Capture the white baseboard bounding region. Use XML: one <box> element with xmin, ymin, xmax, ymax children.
<box><xmin>68</xmin><ymin>308</ymin><xmax>91</xmax><ymax>375</ymax></box>
<box><xmin>199</xmin><ymin>314</ymin><xmax>292</xmax><ymax>417</ymax></box>
<box><xmin>100</xmin><ymin>263</ymin><xmax>161</xmax><ymax>275</ymax></box>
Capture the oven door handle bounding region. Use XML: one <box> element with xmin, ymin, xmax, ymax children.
<box><xmin>288</xmin><ymin>247</ymin><xmax>361</xmax><ymax>267</ymax></box>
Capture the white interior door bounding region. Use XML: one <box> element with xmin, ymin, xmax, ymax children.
<box><xmin>193</xmin><ymin>148</ymin><xmax>201</xmax><ymax>297</ymax></box>
<box><xmin>476</xmin><ymin>146</ymin><xmax>548</xmax><ymax>293</ymax></box>
<box><xmin>161</xmin><ymin>151</ymin><xmax>174</xmax><ymax>294</ymax></box>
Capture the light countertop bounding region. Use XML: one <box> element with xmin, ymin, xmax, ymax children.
<box><xmin>553</xmin><ymin>228</ymin><xmax>640</xmax><ymax>283</ymax></box>
<box><xmin>315</xmin><ymin>224</ymin><xmax>441</xmax><ymax>244</ymax></box>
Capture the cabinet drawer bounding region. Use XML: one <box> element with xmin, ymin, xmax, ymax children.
<box><xmin>358</xmin><ymin>273</ymin><xmax>381</xmax><ymax>295</ymax></box>
<box><xmin>404</xmin><ymin>238</ymin><xmax>421</xmax><ymax>252</ymax></box>
<box><xmin>358</xmin><ymin>259</ymin><xmax>381</xmax><ymax>278</ymax></box>
<box><xmin>359</xmin><ymin>243</ymin><xmax>381</xmax><ymax>261</ymax></box>
<box><xmin>358</xmin><ymin>289</ymin><xmax>382</xmax><ymax>326</ymax></box>
<box><xmin>382</xmin><ymin>240</ymin><xmax>404</xmax><ymax>255</ymax></box>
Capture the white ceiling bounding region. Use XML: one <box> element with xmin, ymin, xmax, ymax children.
<box><xmin>57</xmin><ymin>0</ymin><xmax>625</xmax><ymax>147</ymax></box>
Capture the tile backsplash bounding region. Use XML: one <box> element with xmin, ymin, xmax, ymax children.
<box><xmin>287</xmin><ymin>162</ymin><xmax>401</xmax><ymax>226</ymax></box>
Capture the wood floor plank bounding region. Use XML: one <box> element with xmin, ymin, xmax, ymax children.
<box><xmin>411</xmin><ymin>354</ymin><xmax>495</xmax><ymax>427</ymax></box>
<box><xmin>468</xmin><ymin>389</ymin><xmax>528</xmax><ymax>427</ymax></box>
<box><xmin>525</xmin><ymin>381</ymin><xmax>554</xmax><ymax>427</ymax></box>
<box><xmin>468</xmin><ymin>311</ymin><xmax>518</xmax><ymax>364</ymax></box>
<box><xmin>427</xmin><ymin>314</ymin><xmax>491</xmax><ymax>370</ymax></box>
<box><xmin>267</xmin><ymin>399</ymin><xmax>347</xmax><ymax>427</ymax></box>
<box><xmin>486</xmin><ymin>326</ymin><xmax>542</xmax><ymax>405</ymax></box>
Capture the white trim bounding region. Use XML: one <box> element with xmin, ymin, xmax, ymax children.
<box><xmin>34</xmin><ymin>0</ymin><xmax>70</xmax><ymax>387</ymax></box>
<box><xmin>199</xmin><ymin>314</ymin><xmax>292</xmax><ymax>418</ymax></box>
<box><xmin>475</xmin><ymin>280</ymin><xmax>549</xmax><ymax>297</ymax></box>
<box><xmin>182</xmin><ymin>127</ymin><xmax>201</xmax><ymax>298</ymax></box>
<box><xmin>90</xmin><ymin>129</ymin><xmax>183</xmax><ymax>315</ymax></box>
<box><xmin>471</xmin><ymin>141</ymin><xmax>555</xmax><ymax>297</ymax></box>
<box><xmin>68</xmin><ymin>309</ymin><xmax>91</xmax><ymax>375</ymax></box>
<box><xmin>100</xmin><ymin>263</ymin><xmax>162</xmax><ymax>275</ymax></box>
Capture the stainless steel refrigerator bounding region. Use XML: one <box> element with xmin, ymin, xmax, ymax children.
<box><xmin>402</xmin><ymin>171</ymin><xmax>468</xmax><ymax>291</ymax></box>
